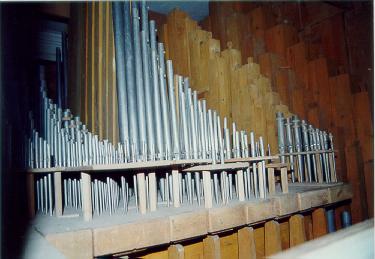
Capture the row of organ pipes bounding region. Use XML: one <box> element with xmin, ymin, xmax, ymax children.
<box><xmin>26</xmin><ymin>1</ymin><xmax>337</xmax><ymax>218</ymax></box>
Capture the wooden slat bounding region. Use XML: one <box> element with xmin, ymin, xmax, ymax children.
<box><xmin>203</xmin><ymin>235</ymin><xmax>221</xmax><ymax>259</ymax></box>
<box><xmin>220</xmin><ymin>232</ymin><xmax>238</xmax><ymax>259</ymax></box>
<box><xmin>312</xmin><ymin>208</ymin><xmax>327</xmax><ymax>238</ymax></box>
<box><xmin>254</xmin><ymin>225</ymin><xmax>265</xmax><ymax>258</ymax></box>
<box><xmin>265</xmin><ymin>220</ymin><xmax>282</xmax><ymax>256</ymax></box>
<box><xmin>238</xmin><ymin>227</ymin><xmax>256</xmax><ymax>259</ymax></box>
<box><xmin>289</xmin><ymin>214</ymin><xmax>306</xmax><ymax>247</ymax></box>
<box><xmin>168</xmin><ymin>244</ymin><xmax>184</xmax><ymax>259</ymax></box>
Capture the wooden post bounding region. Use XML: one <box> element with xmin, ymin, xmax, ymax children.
<box><xmin>172</xmin><ymin>170</ymin><xmax>180</xmax><ymax>208</ymax></box>
<box><xmin>54</xmin><ymin>172</ymin><xmax>63</xmax><ymax>217</ymax></box>
<box><xmin>203</xmin><ymin>235</ymin><xmax>221</xmax><ymax>259</ymax></box>
<box><xmin>289</xmin><ymin>214</ymin><xmax>306</xmax><ymax>247</ymax></box>
<box><xmin>281</xmin><ymin>167</ymin><xmax>289</xmax><ymax>193</ymax></box>
<box><xmin>81</xmin><ymin>172</ymin><xmax>92</xmax><ymax>221</ymax></box>
<box><xmin>238</xmin><ymin>227</ymin><xmax>256</xmax><ymax>259</ymax></box>
<box><xmin>203</xmin><ymin>171</ymin><xmax>213</xmax><ymax>208</ymax></box>
<box><xmin>168</xmin><ymin>244</ymin><xmax>184</xmax><ymax>259</ymax></box>
<box><xmin>312</xmin><ymin>208</ymin><xmax>328</xmax><ymax>238</ymax></box>
<box><xmin>137</xmin><ymin>172</ymin><xmax>147</xmax><ymax>214</ymax></box>
<box><xmin>258</xmin><ymin>163</ymin><xmax>265</xmax><ymax>198</ymax></box>
<box><xmin>148</xmin><ymin>172</ymin><xmax>157</xmax><ymax>212</ymax></box>
<box><xmin>27</xmin><ymin>173</ymin><xmax>35</xmax><ymax>218</ymax></box>
<box><xmin>267</xmin><ymin>168</ymin><xmax>275</xmax><ymax>195</ymax></box>
<box><xmin>237</xmin><ymin>170</ymin><xmax>245</xmax><ymax>201</ymax></box>
<box><xmin>265</xmin><ymin>220</ymin><xmax>282</xmax><ymax>256</ymax></box>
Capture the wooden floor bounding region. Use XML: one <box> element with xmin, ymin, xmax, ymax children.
<box><xmin>30</xmin><ymin>182</ymin><xmax>352</xmax><ymax>258</ymax></box>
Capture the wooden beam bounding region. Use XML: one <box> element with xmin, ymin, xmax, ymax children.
<box><xmin>238</xmin><ymin>227</ymin><xmax>256</xmax><ymax>259</ymax></box>
<box><xmin>265</xmin><ymin>220</ymin><xmax>282</xmax><ymax>256</ymax></box>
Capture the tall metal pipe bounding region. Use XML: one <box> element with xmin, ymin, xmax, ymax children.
<box><xmin>158</xmin><ymin>43</ymin><xmax>172</xmax><ymax>159</ymax></box>
<box><xmin>166</xmin><ymin>60</ymin><xmax>180</xmax><ymax>159</ymax></box>
<box><xmin>112</xmin><ymin>2</ymin><xmax>130</xmax><ymax>148</ymax></box>
<box><xmin>141</xmin><ymin>30</ymin><xmax>155</xmax><ymax>160</ymax></box>
<box><xmin>123</xmin><ymin>2</ymin><xmax>138</xmax><ymax>160</ymax></box>
<box><xmin>132</xmin><ymin>7</ymin><xmax>147</xmax><ymax>160</ymax></box>
<box><xmin>149</xmin><ymin>21</ymin><xmax>163</xmax><ymax>159</ymax></box>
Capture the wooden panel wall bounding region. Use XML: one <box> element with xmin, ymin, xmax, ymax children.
<box><xmin>160</xmin><ymin>9</ymin><xmax>293</xmax><ymax>153</ymax></box>
<box><xmin>161</xmin><ymin>3</ymin><xmax>372</xmax><ymax>222</ymax></box>
<box><xmin>68</xmin><ymin>2</ymin><xmax>119</xmax><ymax>144</ymax></box>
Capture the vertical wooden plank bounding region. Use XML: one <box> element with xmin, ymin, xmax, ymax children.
<box><xmin>279</xmin><ymin>221</ymin><xmax>290</xmax><ymax>250</ymax></box>
<box><xmin>172</xmin><ymin>170</ymin><xmax>180</xmax><ymax>208</ymax></box>
<box><xmin>220</xmin><ymin>232</ymin><xmax>238</xmax><ymax>259</ymax></box>
<box><xmin>312</xmin><ymin>208</ymin><xmax>328</xmax><ymax>238</ymax></box>
<box><xmin>203</xmin><ymin>235</ymin><xmax>221</xmax><ymax>259</ymax></box>
<box><xmin>27</xmin><ymin>173</ymin><xmax>35</xmax><ymax>218</ymax></box>
<box><xmin>281</xmin><ymin>167</ymin><xmax>289</xmax><ymax>193</ymax></box>
<box><xmin>137</xmin><ymin>172</ymin><xmax>147</xmax><ymax>214</ymax></box>
<box><xmin>185</xmin><ymin>240</ymin><xmax>204</xmax><ymax>259</ymax></box>
<box><xmin>54</xmin><ymin>172</ymin><xmax>62</xmax><ymax>217</ymax></box>
<box><xmin>148</xmin><ymin>172</ymin><xmax>157</xmax><ymax>212</ymax></box>
<box><xmin>203</xmin><ymin>171</ymin><xmax>213</xmax><ymax>208</ymax></box>
<box><xmin>257</xmin><ymin>163</ymin><xmax>265</xmax><ymax>198</ymax></box>
<box><xmin>168</xmin><ymin>244</ymin><xmax>184</xmax><ymax>259</ymax></box>
<box><xmin>289</xmin><ymin>214</ymin><xmax>306</xmax><ymax>247</ymax></box>
<box><xmin>254</xmin><ymin>225</ymin><xmax>265</xmax><ymax>258</ymax></box>
<box><xmin>265</xmin><ymin>220</ymin><xmax>282</xmax><ymax>256</ymax></box>
<box><xmin>238</xmin><ymin>227</ymin><xmax>256</xmax><ymax>259</ymax></box>
<box><xmin>81</xmin><ymin>172</ymin><xmax>92</xmax><ymax>221</ymax></box>
<box><xmin>268</xmin><ymin>168</ymin><xmax>275</xmax><ymax>195</ymax></box>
